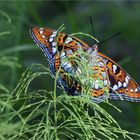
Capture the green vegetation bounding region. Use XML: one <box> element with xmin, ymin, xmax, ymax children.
<box><xmin>0</xmin><ymin>63</ymin><xmax>139</xmax><ymax>139</ymax></box>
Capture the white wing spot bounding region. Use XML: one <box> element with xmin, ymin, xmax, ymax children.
<box><xmin>125</xmin><ymin>77</ymin><xmax>129</xmax><ymax>84</ymax></box>
<box><xmin>50</xmin><ymin>33</ymin><xmax>56</xmax><ymax>38</ymax></box>
<box><xmin>103</xmin><ymin>80</ymin><xmax>108</xmax><ymax>86</ymax></box>
<box><xmin>66</xmin><ymin>63</ymin><xmax>72</xmax><ymax>68</ymax></box>
<box><xmin>52</xmin><ymin>42</ymin><xmax>57</xmax><ymax>47</ymax></box>
<box><xmin>52</xmin><ymin>47</ymin><xmax>57</xmax><ymax>54</ymax></box>
<box><xmin>94</xmin><ymin>83</ymin><xmax>99</xmax><ymax>90</ymax></box>
<box><xmin>118</xmin><ymin>81</ymin><xmax>122</xmax><ymax>88</ymax></box>
<box><xmin>126</xmin><ymin>75</ymin><xmax>130</xmax><ymax>80</ymax></box>
<box><xmin>49</xmin><ymin>38</ymin><xmax>53</xmax><ymax>42</ymax></box>
<box><xmin>98</xmin><ymin>61</ymin><xmax>104</xmax><ymax>67</ymax></box>
<box><xmin>39</xmin><ymin>30</ymin><xmax>43</xmax><ymax>34</ymax></box>
<box><xmin>60</xmin><ymin>52</ymin><xmax>66</xmax><ymax>58</ymax></box>
<box><xmin>113</xmin><ymin>85</ymin><xmax>118</xmax><ymax>91</ymax></box>
<box><xmin>101</xmin><ymin>72</ymin><xmax>106</xmax><ymax>78</ymax></box>
<box><xmin>66</xmin><ymin>49</ymin><xmax>73</xmax><ymax>55</ymax></box>
<box><xmin>123</xmin><ymin>82</ymin><xmax>127</xmax><ymax>88</ymax></box>
<box><xmin>52</xmin><ymin>31</ymin><xmax>57</xmax><ymax>35</ymax></box>
<box><xmin>130</xmin><ymin>89</ymin><xmax>134</xmax><ymax>93</ymax></box>
<box><xmin>77</xmin><ymin>42</ymin><xmax>82</xmax><ymax>47</ymax></box>
<box><xmin>42</xmin><ymin>35</ymin><xmax>45</xmax><ymax>38</ymax></box>
<box><xmin>113</xmin><ymin>64</ymin><xmax>117</xmax><ymax>73</ymax></box>
<box><xmin>65</xmin><ymin>37</ymin><xmax>73</xmax><ymax>44</ymax></box>
<box><xmin>135</xmin><ymin>88</ymin><xmax>138</xmax><ymax>92</ymax></box>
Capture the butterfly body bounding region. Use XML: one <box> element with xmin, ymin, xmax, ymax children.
<box><xmin>30</xmin><ymin>26</ymin><xmax>140</xmax><ymax>103</ymax></box>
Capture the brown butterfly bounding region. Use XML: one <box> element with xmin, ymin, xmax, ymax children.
<box><xmin>30</xmin><ymin>26</ymin><xmax>140</xmax><ymax>103</ymax></box>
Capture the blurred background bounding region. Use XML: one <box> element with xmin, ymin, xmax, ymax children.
<box><xmin>0</xmin><ymin>0</ymin><xmax>140</xmax><ymax>135</ymax></box>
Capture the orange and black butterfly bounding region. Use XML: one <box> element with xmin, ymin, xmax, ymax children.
<box><xmin>30</xmin><ymin>26</ymin><xmax>140</xmax><ymax>103</ymax></box>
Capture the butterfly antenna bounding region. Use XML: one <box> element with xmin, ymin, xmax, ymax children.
<box><xmin>89</xmin><ymin>16</ymin><xmax>96</xmax><ymax>38</ymax></box>
<box><xmin>99</xmin><ymin>32</ymin><xmax>122</xmax><ymax>44</ymax></box>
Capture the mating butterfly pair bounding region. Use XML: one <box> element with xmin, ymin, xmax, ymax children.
<box><xmin>30</xmin><ymin>25</ymin><xmax>140</xmax><ymax>103</ymax></box>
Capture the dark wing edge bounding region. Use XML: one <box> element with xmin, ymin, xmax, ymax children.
<box><xmin>99</xmin><ymin>52</ymin><xmax>140</xmax><ymax>102</ymax></box>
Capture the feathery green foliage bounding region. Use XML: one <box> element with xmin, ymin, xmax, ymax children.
<box><xmin>0</xmin><ymin>63</ymin><xmax>140</xmax><ymax>140</ymax></box>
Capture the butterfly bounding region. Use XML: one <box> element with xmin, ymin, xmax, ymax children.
<box><xmin>30</xmin><ymin>26</ymin><xmax>140</xmax><ymax>103</ymax></box>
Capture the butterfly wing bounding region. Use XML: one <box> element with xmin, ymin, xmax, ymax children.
<box><xmin>30</xmin><ymin>27</ymin><xmax>110</xmax><ymax>102</ymax></box>
<box><xmin>99</xmin><ymin>52</ymin><xmax>140</xmax><ymax>102</ymax></box>
<box><xmin>30</xmin><ymin>26</ymin><xmax>140</xmax><ymax>103</ymax></box>
<box><xmin>52</xmin><ymin>34</ymin><xmax>110</xmax><ymax>103</ymax></box>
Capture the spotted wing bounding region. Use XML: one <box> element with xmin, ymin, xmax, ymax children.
<box><xmin>89</xmin><ymin>57</ymin><xmax>110</xmax><ymax>103</ymax></box>
<box><xmin>30</xmin><ymin>27</ymin><xmax>57</xmax><ymax>60</ymax></box>
<box><xmin>54</xmin><ymin>37</ymin><xmax>110</xmax><ymax>103</ymax></box>
<box><xmin>99</xmin><ymin>52</ymin><xmax>140</xmax><ymax>102</ymax></box>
